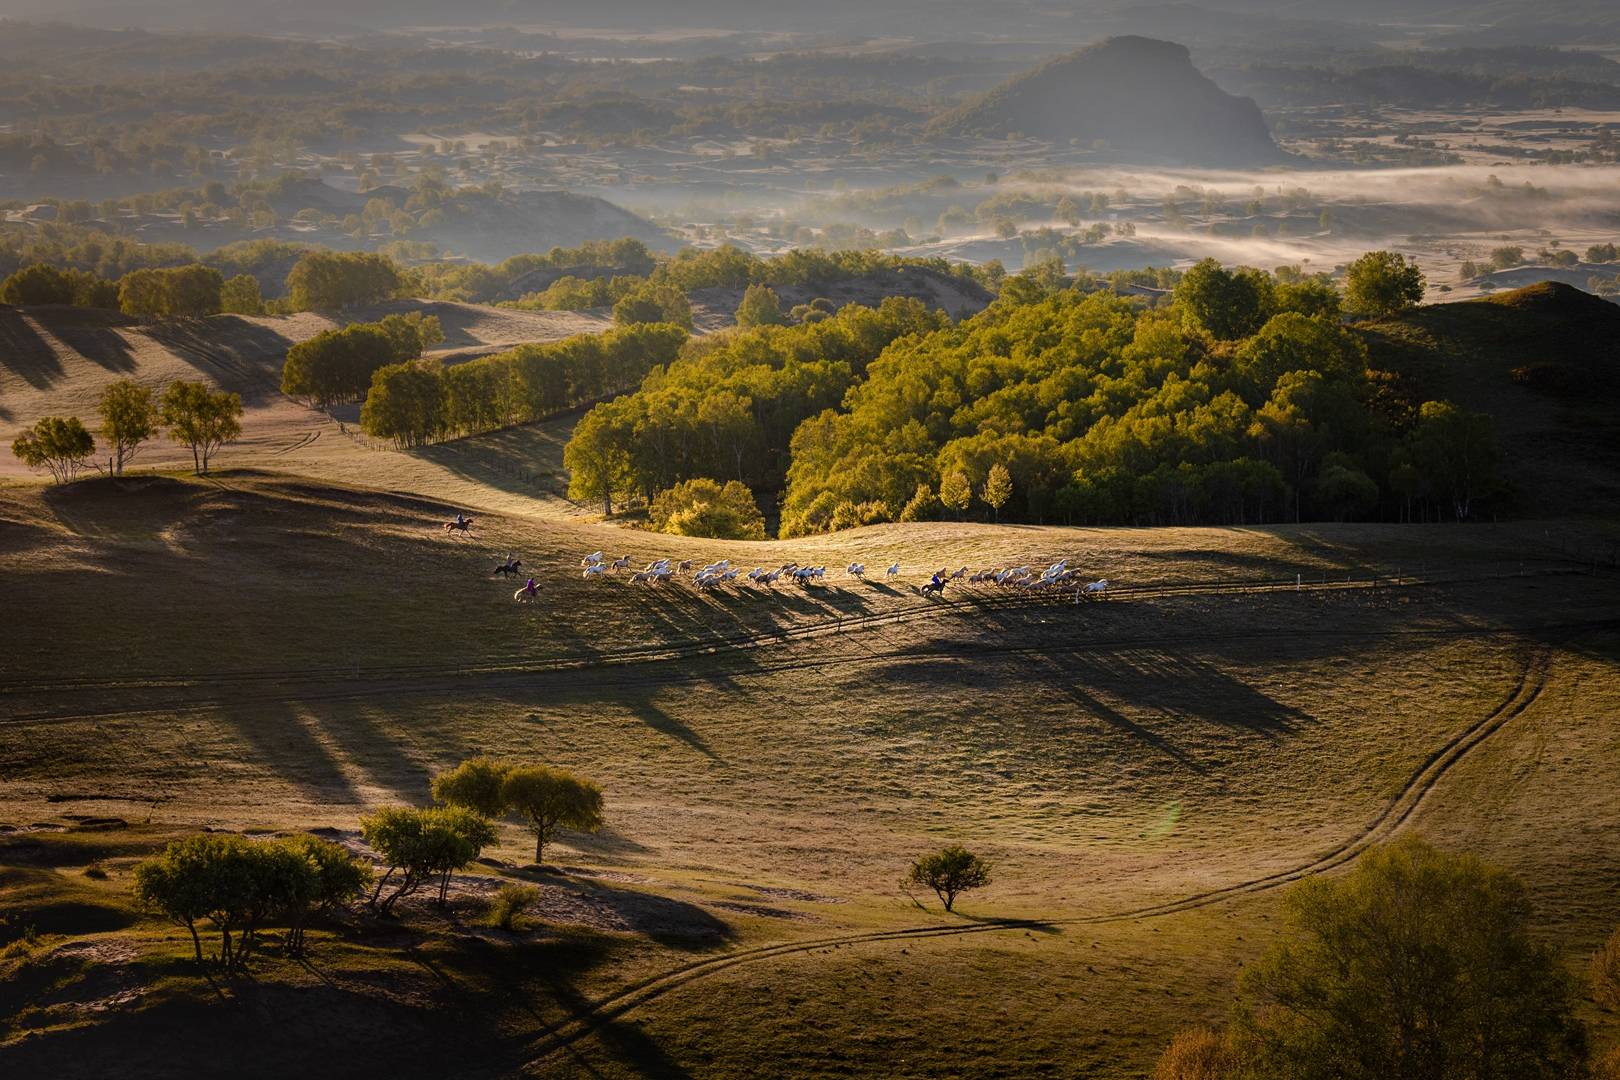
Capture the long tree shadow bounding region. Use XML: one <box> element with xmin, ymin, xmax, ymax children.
<box><xmin>53</xmin><ymin>321</ymin><xmax>136</xmax><ymax>374</ymax></box>
<box><xmin>0</xmin><ymin>306</ymin><xmax>63</xmax><ymax>388</ymax></box>
<box><xmin>625</xmin><ymin>698</ymin><xmax>722</xmax><ymax>763</ymax></box>
<box><xmin>214</xmin><ymin>698</ymin><xmax>364</xmax><ymax>805</ymax></box>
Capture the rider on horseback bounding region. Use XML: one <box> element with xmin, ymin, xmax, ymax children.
<box><xmin>454</xmin><ymin>513</ymin><xmax>467</xmax><ymax>528</ymax></box>
<box><xmin>523</xmin><ymin>577</ymin><xmax>538</xmax><ymax>597</ymax></box>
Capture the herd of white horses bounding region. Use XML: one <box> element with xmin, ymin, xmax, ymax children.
<box><xmin>503</xmin><ymin>550</ymin><xmax>1110</xmax><ymax>604</ymax></box>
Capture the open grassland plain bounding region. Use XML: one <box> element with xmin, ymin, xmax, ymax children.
<box><xmin>2</xmin><ymin>473</ymin><xmax>1618</xmax><ymax>1077</ymax></box>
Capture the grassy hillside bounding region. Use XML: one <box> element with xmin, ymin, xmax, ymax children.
<box><xmin>1363</xmin><ymin>282</ymin><xmax>1620</xmax><ymax>516</ymax></box>
<box><xmin>1</xmin><ymin>473</ymin><xmax>1618</xmax><ymax>1077</ymax></box>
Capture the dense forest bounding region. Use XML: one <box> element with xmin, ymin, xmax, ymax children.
<box><xmin>563</xmin><ymin>255</ymin><xmax>1504</xmax><ymax>534</ymax></box>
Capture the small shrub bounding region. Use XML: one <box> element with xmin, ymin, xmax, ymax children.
<box><xmin>485</xmin><ymin>884</ymin><xmax>541</xmax><ymax>932</ymax></box>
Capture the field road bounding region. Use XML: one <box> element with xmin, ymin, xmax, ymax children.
<box><xmin>514</xmin><ymin>645</ymin><xmax>1555</xmax><ymax>1071</ymax></box>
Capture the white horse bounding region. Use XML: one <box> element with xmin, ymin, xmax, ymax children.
<box><xmin>582</xmin><ymin>551</ymin><xmax>604</xmax><ymax>566</ymax></box>
<box><xmin>847</xmin><ymin>562</ymin><xmax>866</xmax><ymax>578</ymax></box>
<box><xmin>1082</xmin><ymin>579</ymin><xmax>1109</xmax><ymax>597</ymax></box>
<box><xmin>583</xmin><ymin>564</ymin><xmax>607</xmax><ymax>579</ymax></box>
<box><xmin>886</xmin><ymin>562</ymin><xmax>901</xmax><ymax>578</ymax></box>
<box><xmin>513</xmin><ymin>584</ymin><xmax>539</xmax><ymax>603</ymax></box>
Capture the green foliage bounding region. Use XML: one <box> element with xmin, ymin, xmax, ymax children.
<box><xmin>898</xmin><ymin>482</ymin><xmax>940</xmax><ymax>522</ymax></box>
<box><xmin>1344</xmin><ymin>251</ymin><xmax>1426</xmax><ymax>318</ymax></box>
<box><xmin>1</xmin><ymin>263</ymin><xmax>115</xmax><ymax>307</ymax></box>
<box><xmin>283</xmin><ymin>313</ymin><xmax>441</xmax><ymax>407</ymax></box>
<box><xmin>906</xmin><ymin>845</ymin><xmax>991</xmax><ymax>912</ymax></box>
<box><xmin>1176</xmin><ymin>258</ymin><xmax>1275</xmax><ymax>340</ymax></box>
<box><xmin>133</xmin><ymin>833</ymin><xmax>367</xmax><ymax>969</ymax></box>
<box><xmin>359</xmin><ymin>361</ymin><xmax>445</xmax><ymax>449</ymax></box>
<box><xmin>613</xmin><ymin>282</ymin><xmax>692</xmax><ymax>329</ymax></box>
<box><xmin>11</xmin><ymin>416</ymin><xmax>95</xmax><ymax>484</ymax></box>
<box><xmin>285</xmin><ymin>251</ymin><xmax>402</xmax><ymax>311</ymax></box>
<box><xmin>485</xmin><ymin>884</ymin><xmax>541</xmax><ymax>933</ymax></box>
<box><xmin>939</xmin><ymin>471</ymin><xmax>972</xmax><ymax>519</ymax></box>
<box><xmin>118</xmin><ymin>264</ymin><xmax>224</xmax><ymax>318</ymax></box>
<box><xmin>431</xmin><ymin>756</ymin><xmax>512</xmax><ymax>819</ymax></box>
<box><xmin>96</xmin><ymin>380</ymin><xmax>157</xmax><ymax>476</ymax></box>
<box><xmin>649</xmin><ymin>478</ymin><xmax>767</xmax><ymax>540</ymax></box>
<box><xmin>735</xmin><ymin>283</ymin><xmax>788</xmax><ymax>328</ymax></box>
<box><xmin>1234</xmin><ymin>836</ymin><xmax>1587</xmax><ymax>1080</ymax></box>
<box><xmin>1151</xmin><ymin>1026</ymin><xmax>1255</xmax><ymax>1080</ymax></box>
<box><xmin>1406</xmin><ymin>400</ymin><xmax>1499</xmax><ymax>520</ymax></box>
<box><xmin>219</xmin><ymin>274</ymin><xmax>264</xmax><ymax>315</ymax></box>
<box><xmin>360</xmin><ymin>805</ymin><xmax>495</xmax><ymax>913</ymax></box>
<box><xmin>980</xmin><ymin>462</ymin><xmax>1013</xmax><ymax>521</ymax></box>
<box><xmin>499</xmin><ymin>766</ymin><xmax>604</xmax><ymax>865</ymax></box>
<box><xmin>160</xmin><ymin>381</ymin><xmax>242</xmax><ymax>475</ymax></box>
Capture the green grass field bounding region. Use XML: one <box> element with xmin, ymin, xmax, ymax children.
<box><xmin>3</xmin><ymin>470</ymin><xmax>1618</xmax><ymax>1078</ymax></box>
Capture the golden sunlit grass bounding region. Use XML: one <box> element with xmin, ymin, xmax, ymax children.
<box><xmin>1</xmin><ymin>472</ymin><xmax>1618</xmax><ymax>1077</ymax></box>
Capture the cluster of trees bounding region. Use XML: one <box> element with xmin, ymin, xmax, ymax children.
<box><xmin>11</xmin><ymin>379</ymin><xmax>243</xmax><ymax>482</ymax></box>
<box><xmin>1151</xmin><ymin>836</ymin><xmax>1604</xmax><ymax>1080</ymax></box>
<box><xmin>563</xmin><ymin>297</ymin><xmax>947</xmax><ymax>518</ymax></box>
<box><xmin>134</xmin><ymin>833</ymin><xmax>369</xmax><ymax>970</ymax></box>
<box><xmin>284</xmin><ymin>251</ymin><xmax>404</xmax><ymax>311</ymax></box>
<box><xmin>359</xmin><ymin>322</ymin><xmax>687</xmax><ymax>449</ymax></box>
<box><xmin>1</xmin><ymin>261</ymin><xmax>263</xmax><ymax>318</ymax></box>
<box><xmin>132</xmin><ymin>756</ymin><xmax>605</xmax><ymax>971</ymax></box>
<box><xmin>566</xmin><ymin>252</ymin><xmax>1497</xmax><ymax>536</ymax></box>
<box><xmin>648</xmin><ymin>478</ymin><xmax>768</xmax><ymax>540</ymax></box>
<box><xmin>281</xmin><ymin>312</ymin><xmax>444</xmax><ymax>407</ymax></box>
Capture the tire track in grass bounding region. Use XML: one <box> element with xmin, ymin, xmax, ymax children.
<box><xmin>517</xmin><ymin>649</ymin><xmax>1551</xmax><ymax>1070</ymax></box>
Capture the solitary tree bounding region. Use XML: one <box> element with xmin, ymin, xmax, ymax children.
<box><xmin>96</xmin><ymin>380</ymin><xmax>157</xmax><ymax>476</ymax></box>
<box><xmin>906</xmin><ymin>845</ymin><xmax>992</xmax><ymax>912</ymax></box>
<box><xmin>500</xmin><ymin>766</ymin><xmax>604</xmax><ymax>865</ymax></box>
<box><xmin>939</xmin><ymin>470</ymin><xmax>973</xmax><ymax>520</ymax></box>
<box><xmin>161</xmin><ymin>381</ymin><xmax>242</xmax><ymax>475</ymax></box>
<box><xmin>1343</xmin><ymin>250</ymin><xmax>1426</xmax><ymax>319</ymax></box>
<box><xmin>12</xmin><ymin>416</ymin><xmax>95</xmax><ymax>484</ymax></box>
<box><xmin>1234</xmin><ymin>835</ymin><xmax>1587</xmax><ymax>1080</ymax></box>
<box><xmin>981</xmin><ymin>463</ymin><xmax>1013</xmax><ymax>523</ymax></box>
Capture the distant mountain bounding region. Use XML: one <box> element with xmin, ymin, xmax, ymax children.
<box><xmin>926</xmin><ymin>37</ymin><xmax>1287</xmax><ymax>166</ymax></box>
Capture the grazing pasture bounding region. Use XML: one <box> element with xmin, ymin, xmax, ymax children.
<box><xmin>1</xmin><ymin>473</ymin><xmax>1617</xmax><ymax>1077</ymax></box>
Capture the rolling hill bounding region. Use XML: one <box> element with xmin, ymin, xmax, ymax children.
<box><xmin>926</xmin><ymin>36</ymin><xmax>1287</xmax><ymax>165</ymax></box>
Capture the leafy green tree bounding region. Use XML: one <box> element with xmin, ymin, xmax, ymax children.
<box><xmin>12</xmin><ymin>416</ymin><xmax>95</xmax><ymax>484</ymax></box>
<box><xmin>132</xmin><ymin>833</ymin><xmax>268</xmax><ymax>971</ymax></box>
<box><xmin>564</xmin><ymin>400</ymin><xmax>637</xmax><ymax>516</ymax></box>
<box><xmin>117</xmin><ymin>265</ymin><xmax>223</xmax><ymax>319</ymax></box>
<box><xmin>278</xmin><ymin>834</ymin><xmax>369</xmax><ymax>955</ymax></box>
<box><xmin>160</xmin><ymin>381</ymin><xmax>242</xmax><ymax>475</ymax></box>
<box><xmin>981</xmin><ymin>463</ymin><xmax>1013</xmax><ymax>522</ymax></box>
<box><xmin>939</xmin><ymin>470</ymin><xmax>973</xmax><ymax>520</ymax></box>
<box><xmin>1343</xmin><ymin>250</ymin><xmax>1425</xmax><ymax>318</ymax></box>
<box><xmin>285</xmin><ymin>251</ymin><xmax>402</xmax><ymax>311</ymax></box>
<box><xmin>649</xmin><ymin>477</ymin><xmax>767</xmax><ymax>540</ymax></box>
<box><xmin>2</xmin><ymin>263</ymin><xmax>85</xmax><ymax>306</ymax></box>
<box><xmin>499</xmin><ymin>766</ymin><xmax>604</xmax><ymax>866</ymax></box>
<box><xmin>898</xmin><ymin>482</ymin><xmax>939</xmax><ymax>522</ymax></box>
<box><xmin>219</xmin><ymin>274</ymin><xmax>264</xmax><ymax>316</ymax></box>
<box><xmin>614</xmin><ymin>283</ymin><xmax>691</xmax><ymax>329</ymax></box>
<box><xmin>361</xmin><ymin>805</ymin><xmax>495</xmax><ymax>914</ymax></box>
<box><xmin>431</xmin><ymin>756</ymin><xmax>512</xmax><ymax>819</ymax></box>
<box><xmin>1175</xmin><ymin>258</ymin><xmax>1275</xmax><ymax>340</ymax></box>
<box><xmin>1407</xmin><ymin>400</ymin><xmax>1499</xmax><ymax>520</ymax></box>
<box><xmin>906</xmin><ymin>845</ymin><xmax>991</xmax><ymax>912</ymax></box>
<box><xmin>735</xmin><ymin>284</ymin><xmax>787</xmax><ymax>328</ymax></box>
<box><xmin>96</xmin><ymin>380</ymin><xmax>157</xmax><ymax>476</ymax></box>
<box><xmin>1234</xmin><ymin>836</ymin><xmax>1587</xmax><ymax>1080</ymax></box>
<box><xmin>359</xmin><ymin>362</ymin><xmax>445</xmax><ymax>449</ymax></box>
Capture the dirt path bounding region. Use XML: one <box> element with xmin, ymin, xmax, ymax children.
<box><xmin>515</xmin><ymin>646</ymin><xmax>1555</xmax><ymax>1070</ymax></box>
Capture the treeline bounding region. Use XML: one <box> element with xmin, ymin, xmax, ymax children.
<box><xmin>281</xmin><ymin>312</ymin><xmax>445</xmax><ymax>407</ymax></box>
<box><xmin>359</xmin><ymin>322</ymin><xmax>687</xmax><ymax>449</ymax></box>
<box><xmin>509</xmin><ymin>244</ymin><xmax>993</xmax><ymax>313</ymax></box>
<box><xmin>563</xmin><ymin>297</ymin><xmax>949</xmax><ymax>515</ymax></box>
<box><xmin>0</xmin><ymin>260</ymin><xmax>265</xmax><ymax>317</ymax></box>
<box><xmin>564</xmin><ymin>253</ymin><xmax>1503</xmax><ymax>534</ymax></box>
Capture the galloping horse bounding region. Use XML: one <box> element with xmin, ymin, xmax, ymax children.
<box><xmin>444</xmin><ymin>516</ymin><xmax>475</xmax><ymax>537</ymax></box>
<box><xmin>513</xmin><ymin>580</ymin><xmax>540</xmax><ymax>603</ymax></box>
<box><xmin>921</xmin><ymin>579</ymin><xmax>947</xmax><ymax>599</ymax></box>
<box><xmin>493</xmin><ymin>557</ymin><xmax>522</xmax><ymax>578</ymax></box>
